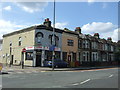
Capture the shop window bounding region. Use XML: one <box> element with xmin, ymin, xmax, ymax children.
<box><xmin>26</xmin><ymin>52</ymin><xmax>33</xmax><ymax>60</ymax></box>
<box><xmin>67</xmin><ymin>39</ymin><xmax>74</xmax><ymax>46</ymax></box>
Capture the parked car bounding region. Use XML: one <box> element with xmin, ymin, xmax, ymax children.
<box><xmin>43</xmin><ymin>59</ymin><xmax>68</xmax><ymax>68</ymax></box>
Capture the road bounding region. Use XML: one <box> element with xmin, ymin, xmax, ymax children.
<box><xmin>1</xmin><ymin>68</ymin><xmax>119</xmax><ymax>88</ymax></box>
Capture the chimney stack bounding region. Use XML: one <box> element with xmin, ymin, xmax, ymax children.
<box><xmin>107</xmin><ymin>37</ymin><xmax>112</xmax><ymax>41</ymax></box>
<box><xmin>94</xmin><ymin>33</ymin><xmax>99</xmax><ymax>38</ymax></box>
<box><xmin>43</xmin><ymin>18</ymin><xmax>51</xmax><ymax>27</ymax></box>
<box><xmin>75</xmin><ymin>27</ymin><xmax>81</xmax><ymax>34</ymax></box>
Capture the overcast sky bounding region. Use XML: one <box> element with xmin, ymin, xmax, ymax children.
<box><xmin>0</xmin><ymin>1</ymin><xmax>119</xmax><ymax>42</ymax></box>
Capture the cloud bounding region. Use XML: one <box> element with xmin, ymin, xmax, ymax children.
<box><xmin>54</xmin><ymin>22</ymin><xmax>68</xmax><ymax>29</ymax></box>
<box><xmin>3</xmin><ymin>6</ymin><xmax>12</xmax><ymax>11</ymax></box>
<box><xmin>81</xmin><ymin>22</ymin><xmax>116</xmax><ymax>33</ymax></box>
<box><xmin>0</xmin><ymin>19</ymin><xmax>27</xmax><ymax>39</ymax></box>
<box><xmin>81</xmin><ymin>22</ymin><xmax>118</xmax><ymax>42</ymax></box>
<box><xmin>100</xmin><ymin>28</ymin><xmax>118</xmax><ymax>42</ymax></box>
<box><xmin>118</xmin><ymin>28</ymin><xmax>120</xmax><ymax>40</ymax></box>
<box><xmin>88</xmin><ymin>0</ymin><xmax>95</xmax><ymax>5</ymax></box>
<box><xmin>15</xmin><ymin>2</ymin><xmax>48</xmax><ymax>13</ymax></box>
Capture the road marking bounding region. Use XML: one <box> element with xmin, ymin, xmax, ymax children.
<box><xmin>26</xmin><ymin>71</ymin><xmax>31</xmax><ymax>73</ymax></box>
<box><xmin>109</xmin><ymin>74</ymin><xmax>113</xmax><ymax>78</ymax></box>
<box><xmin>41</xmin><ymin>71</ymin><xmax>46</xmax><ymax>72</ymax></box>
<box><xmin>72</xmin><ymin>83</ymin><xmax>79</xmax><ymax>86</ymax></box>
<box><xmin>80</xmin><ymin>79</ymin><xmax>90</xmax><ymax>84</ymax></box>
<box><xmin>80</xmin><ymin>71</ymin><xmax>84</xmax><ymax>72</ymax></box>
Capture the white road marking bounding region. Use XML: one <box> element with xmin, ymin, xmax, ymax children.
<box><xmin>109</xmin><ymin>74</ymin><xmax>113</xmax><ymax>78</ymax></box>
<box><xmin>72</xmin><ymin>83</ymin><xmax>79</xmax><ymax>86</ymax></box>
<box><xmin>80</xmin><ymin>71</ymin><xmax>84</xmax><ymax>72</ymax></box>
<box><xmin>41</xmin><ymin>71</ymin><xmax>46</xmax><ymax>72</ymax></box>
<box><xmin>80</xmin><ymin>79</ymin><xmax>90</xmax><ymax>84</ymax></box>
<box><xmin>32</xmin><ymin>71</ymin><xmax>39</xmax><ymax>73</ymax></box>
<box><xmin>26</xmin><ymin>71</ymin><xmax>31</xmax><ymax>73</ymax></box>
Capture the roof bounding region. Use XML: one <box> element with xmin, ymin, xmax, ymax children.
<box><xmin>3</xmin><ymin>26</ymin><xmax>35</xmax><ymax>37</ymax></box>
<box><xmin>3</xmin><ymin>24</ymin><xmax>65</xmax><ymax>38</ymax></box>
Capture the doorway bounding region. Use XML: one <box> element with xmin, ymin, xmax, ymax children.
<box><xmin>11</xmin><ymin>55</ymin><xmax>14</xmax><ymax>65</ymax></box>
<box><xmin>36</xmin><ymin>55</ymin><xmax>41</xmax><ymax>67</ymax></box>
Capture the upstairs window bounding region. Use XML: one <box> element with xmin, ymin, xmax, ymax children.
<box><xmin>18</xmin><ymin>37</ymin><xmax>22</xmax><ymax>46</ymax></box>
<box><xmin>10</xmin><ymin>41</ymin><xmax>12</xmax><ymax>47</ymax></box>
<box><xmin>49</xmin><ymin>34</ymin><xmax>59</xmax><ymax>47</ymax></box>
<box><xmin>78</xmin><ymin>40</ymin><xmax>82</xmax><ymax>48</ymax></box>
<box><xmin>36</xmin><ymin>32</ymin><xmax>44</xmax><ymax>44</ymax></box>
<box><xmin>55</xmin><ymin>36</ymin><xmax>59</xmax><ymax>47</ymax></box>
<box><xmin>67</xmin><ymin>39</ymin><xmax>74</xmax><ymax>46</ymax></box>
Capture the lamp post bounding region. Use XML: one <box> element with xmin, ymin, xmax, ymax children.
<box><xmin>22</xmin><ymin>48</ymin><xmax>26</xmax><ymax>69</ymax></box>
<box><xmin>52</xmin><ymin>0</ymin><xmax>56</xmax><ymax>71</ymax></box>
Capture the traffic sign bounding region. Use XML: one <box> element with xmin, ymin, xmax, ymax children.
<box><xmin>22</xmin><ymin>48</ymin><xmax>26</xmax><ymax>52</ymax></box>
<box><xmin>49</xmin><ymin>45</ymin><xmax>55</xmax><ymax>51</ymax></box>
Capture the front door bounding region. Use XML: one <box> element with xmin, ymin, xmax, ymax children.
<box><xmin>36</xmin><ymin>55</ymin><xmax>41</xmax><ymax>67</ymax></box>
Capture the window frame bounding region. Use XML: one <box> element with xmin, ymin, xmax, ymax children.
<box><xmin>67</xmin><ymin>39</ymin><xmax>74</xmax><ymax>46</ymax></box>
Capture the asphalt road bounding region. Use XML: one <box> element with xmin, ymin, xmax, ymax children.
<box><xmin>1</xmin><ymin>68</ymin><xmax>119</xmax><ymax>88</ymax></box>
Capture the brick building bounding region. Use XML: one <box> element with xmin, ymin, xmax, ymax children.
<box><xmin>1</xmin><ymin>18</ymin><xmax>118</xmax><ymax>67</ymax></box>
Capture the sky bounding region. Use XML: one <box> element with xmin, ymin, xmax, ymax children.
<box><xmin>0</xmin><ymin>1</ymin><xmax>119</xmax><ymax>42</ymax></box>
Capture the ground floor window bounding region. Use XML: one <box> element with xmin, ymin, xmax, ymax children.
<box><xmin>92</xmin><ymin>52</ymin><xmax>98</xmax><ymax>61</ymax></box>
<box><xmin>63</xmin><ymin>52</ymin><xmax>67</xmax><ymax>61</ymax></box>
<box><xmin>45</xmin><ymin>51</ymin><xmax>52</xmax><ymax>60</ymax></box>
<box><xmin>55</xmin><ymin>51</ymin><xmax>60</xmax><ymax>59</ymax></box>
<box><xmin>25</xmin><ymin>52</ymin><xmax>33</xmax><ymax>60</ymax></box>
<box><xmin>83</xmin><ymin>51</ymin><xmax>89</xmax><ymax>62</ymax></box>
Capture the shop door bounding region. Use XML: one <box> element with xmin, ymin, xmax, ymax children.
<box><xmin>11</xmin><ymin>55</ymin><xmax>14</xmax><ymax>65</ymax></box>
<box><xmin>36</xmin><ymin>55</ymin><xmax>41</xmax><ymax>67</ymax></box>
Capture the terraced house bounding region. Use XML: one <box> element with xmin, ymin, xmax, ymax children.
<box><xmin>1</xmin><ymin>18</ymin><xmax>119</xmax><ymax>67</ymax></box>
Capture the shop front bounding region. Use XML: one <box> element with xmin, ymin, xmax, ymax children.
<box><xmin>24</xmin><ymin>46</ymin><xmax>61</xmax><ymax>67</ymax></box>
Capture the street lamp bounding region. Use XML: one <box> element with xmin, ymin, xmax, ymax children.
<box><xmin>52</xmin><ymin>0</ymin><xmax>56</xmax><ymax>71</ymax></box>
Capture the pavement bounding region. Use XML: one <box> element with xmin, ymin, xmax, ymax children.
<box><xmin>0</xmin><ymin>64</ymin><xmax>119</xmax><ymax>74</ymax></box>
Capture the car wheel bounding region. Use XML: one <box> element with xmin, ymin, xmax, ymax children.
<box><xmin>55</xmin><ymin>65</ymin><xmax>58</xmax><ymax>68</ymax></box>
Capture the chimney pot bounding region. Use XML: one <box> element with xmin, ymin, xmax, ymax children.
<box><xmin>45</xmin><ymin>18</ymin><xmax>49</xmax><ymax>22</ymax></box>
<box><xmin>107</xmin><ymin>37</ymin><xmax>112</xmax><ymax>41</ymax></box>
<box><xmin>75</xmin><ymin>27</ymin><xmax>81</xmax><ymax>34</ymax></box>
<box><xmin>44</xmin><ymin>18</ymin><xmax>51</xmax><ymax>27</ymax></box>
<box><xmin>94</xmin><ymin>33</ymin><xmax>99</xmax><ymax>38</ymax></box>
